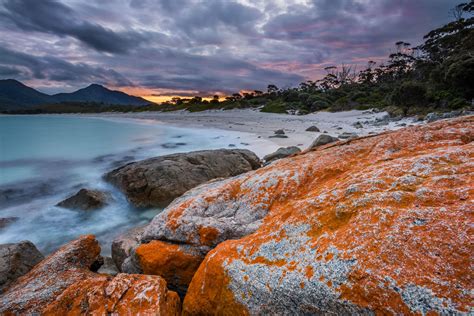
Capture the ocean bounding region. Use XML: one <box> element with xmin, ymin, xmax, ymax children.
<box><xmin>0</xmin><ymin>115</ymin><xmax>270</xmax><ymax>254</ymax></box>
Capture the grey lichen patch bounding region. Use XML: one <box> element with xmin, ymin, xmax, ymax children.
<box><xmin>223</xmin><ymin>225</ymin><xmax>370</xmax><ymax>315</ymax></box>
<box><xmin>345</xmin><ymin>184</ymin><xmax>360</xmax><ymax>196</ymax></box>
<box><xmin>400</xmin><ymin>284</ymin><xmax>461</xmax><ymax>315</ymax></box>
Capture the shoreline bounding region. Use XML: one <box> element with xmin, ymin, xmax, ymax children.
<box><xmin>66</xmin><ymin>108</ymin><xmax>421</xmax><ymax>150</ymax></box>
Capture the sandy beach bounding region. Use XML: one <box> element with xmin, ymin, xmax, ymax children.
<box><xmin>89</xmin><ymin>109</ymin><xmax>420</xmax><ymax>151</ymax></box>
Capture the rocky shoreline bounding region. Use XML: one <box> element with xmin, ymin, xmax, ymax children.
<box><xmin>0</xmin><ymin>115</ymin><xmax>472</xmax><ymax>314</ymax></box>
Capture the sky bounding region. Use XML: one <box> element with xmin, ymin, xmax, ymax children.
<box><xmin>0</xmin><ymin>0</ymin><xmax>459</xmax><ymax>101</ymax></box>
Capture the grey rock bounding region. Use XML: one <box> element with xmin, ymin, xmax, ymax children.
<box><xmin>372</xmin><ymin>114</ymin><xmax>391</xmax><ymax>126</ymax></box>
<box><xmin>263</xmin><ymin>147</ymin><xmax>301</xmax><ymax>164</ymax></box>
<box><xmin>56</xmin><ymin>188</ymin><xmax>110</xmax><ymax>210</ymax></box>
<box><xmin>425</xmin><ymin>110</ymin><xmax>470</xmax><ymax>123</ymax></box>
<box><xmin>105</xmin><ymin>149</ymin><xmax>261</xmax><ymax>208</ymax></box>
<box><xmin>338</xmin><ymin>132</ymin><xmax>358</xmax><ymax>139</ymax></box>
<box><xmin>0</xmin><ymin>217</ymin><xmax>18</xmax><ymax>229</ymax></box>
<box><xmin>353</xmin><ymin>122</ymin><xmax>363</xmax><ymax>129</ymax></box>
<box><xmin>274</xmin><ymin>129</ymin><xmax>285</xmax><ymax>135</ymax></box>
<box><xmin>0</xmin><ymin>241</ymin><xmax>44</xmax><ymax>293</ymax></box>
<box><xmin>305</xmin><ymin>126</ymin><xmax>320</xmax><ymax>132</ymax></box>
<box><xmin>111</xmin><ymin>225</ymin><xmax>146</xmax><ymax>272</ymax></box>
<box><xmin>269</xmin><ymin>134</ymin><xmax>288</xmax><ymax>138</ymax></box>
<box><xmin>161</xmin><ymin>142</ymin><xmax>187</xmax><ymax>149</ymax></box>
<box><xmin>308</xmin><ymin>135</ymin><xmax>338</xmax><ymax>149</ymax></box>
<box><xmin>140</xmin><ymin>171</ymin><xmax>276</xmax><ymax>250</ymax></box>
<box><xmin>97</xmin><ymin>256</ymin><xmax>119</xmax><ymax>276</ymax></box>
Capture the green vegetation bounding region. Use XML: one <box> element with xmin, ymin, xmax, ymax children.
<box><xmin>3</xmin><ymin>3</ymin><xmax>472</xmax><ymax>117</ymax></box>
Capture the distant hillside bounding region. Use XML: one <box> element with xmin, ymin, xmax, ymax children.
<box><xmin>0</xmin><ymin>80</ymin><xmax>152</xmax><ymax>110</ymax></box>
<box><xmin>52</xmin><ymin>84</ymin><xmax>150</xmax><ymax>106</ymax></box>
<box><xmin>0</xmin><ymin>79</ymin><xmax>54</xmax><ymax>109</ymax></box>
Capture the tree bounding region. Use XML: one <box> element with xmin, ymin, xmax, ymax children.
<box><xmin>358</xmin><ymin>61</ymin><xmax>377</xmax><ymax>84</ymax></box>
<box><xmin>210</xmin><ymin>95</ymin><xmax>219</xmax><ymax>104</ymax></box>
<box><xmin>267</xmin><ymin>84</ymin><xmax>279</xmax><ymax>94</ymax></box>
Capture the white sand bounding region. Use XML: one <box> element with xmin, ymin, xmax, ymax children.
<box><xmin>90</xmin><ymin>109</ymin><xmax>419</xmax><ymax>154</ymax></box>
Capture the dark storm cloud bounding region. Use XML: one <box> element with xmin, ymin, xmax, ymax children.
<box><xmin>263</xmin><ymin>0</ymin><xmax>458</xmax><ymax>54</ymax></box>
<box><xmin>0</xmin><ymin>46</ymin><xmax>132</xmax><ymax>86</ymax></box>
<box><xmin>0</xmin><ymin>0</ymin><xmax>146</xmax><ymax>54</ymax></box>
<box><xmin>0</xmin><ymin>0</ymin><xmax>461</xmax><ymax>95</ymax></box>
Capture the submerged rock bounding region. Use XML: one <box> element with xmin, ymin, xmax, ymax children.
<box><xmin>180</xmin><ymin>116</ymin><xmax>473</xmax><ymax>314</ymax></box>
<box><xmin>308</xmin><ymin>134</ymin><xmax>338</xmax><ymax>149</ymax></box>
<box><xmin>0</xmin><ymin>235</ymin><xmax>181</xmax><ymax>315</ymax></box>
<box><xmin>105</xmin><ymin>149</ymin><xmax>261</xmax><ymax>208</ymax></box>
<box><xmin>56</xmin><ymin>188</ymin><xmax>110</xmax><ymax>210</ymax></box>
<box><xmin>0</xmin><ymin>217</ymin><xmax>18</xmax><ymax>229</ymax></box>
<box><xmin>263</xmin><ymin>146</ymin><xmax>301</xmax><ymax>164</ymax></box>
<box><xmin>0</xmin><ymin>241</ymin><xmax>44</xmax><ymax>293</ymax></box>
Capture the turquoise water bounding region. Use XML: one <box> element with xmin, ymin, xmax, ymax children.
<box><xmin>0</xmin><ymin>115</ymin><xmax>268</xmax><ymax>254</ymax></box>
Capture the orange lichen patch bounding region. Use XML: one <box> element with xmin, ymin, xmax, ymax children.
<box><xmin>244</xmin><ymin>256</ymin><xmax>287</xmax><ymax>267</ymax></box>
<box><xmin>166</xmin><ymin>203</ymin><xmax>188</xmax><ymax>231</ymax></box>
<box><xmin>43</xmin><ymin>273</ymin><xmax>181</xmax><ymax>315</ymax></box>
<box><xmin>136</xmin><ymin>240</ymin><xmax>204</xmax><ymax>293</ymax></box>
<box><xmin>305</xmin><ymin>266</ymin><xmax>314</xmax><ymax>280</ymax></box>
<box><xmin>198</xmin><ymin>226</ymin><xmax>220</xmax><ymax>246</ymax></box>
<box><xmin>182</xmin><ymin>116</ymin><xmax>474</xmax><ymax>314</ymax></box>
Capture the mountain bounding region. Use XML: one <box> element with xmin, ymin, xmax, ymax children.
<box><xmin>52</xmin><ymin>84</ymin><xmax>150</xmax><ymax>106</ymax></box>
<box><xmin>0</xmin><ymin>80</ymin><xmax>152</xmax><ymax>110</ymax></box>
<box><xmin>0</xmin><ymin>79</ymin><xmax>54</xmax><ymax>109</ymax></box>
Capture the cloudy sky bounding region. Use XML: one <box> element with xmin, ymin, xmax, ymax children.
<box><xmin>0</xmin><ymin>0</ymin><xmax>458</xmax><ymax>101</ymax></box>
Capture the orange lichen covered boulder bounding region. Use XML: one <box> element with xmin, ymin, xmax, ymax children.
<box><xmin>0</xmin><ymin>235</ymin><xmax>100</xmax><ymax>314</ymax></box>
<box><xmin>0</xmin><ymin>235</ymin><xmax>182</xmax><ymax>315</ymax></box>
<box><xmin>43</xmin><ymin>273</ymin><xmax>181</xmax><ymax>315</ymax></box>
<box><xmin>177</xmin><ymin>116</ymin><xmax>472</xmax><ymax>314</ymax></box>
<box><xmin>136</xmin><ymin>240</ymin><xmax>205</xmax><ymax>295</ymax></box>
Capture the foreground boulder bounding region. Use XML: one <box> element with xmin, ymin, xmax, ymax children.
<box><xmin>105</xmin><ymin>149</ymin><xmax>261</xmax><ymax>208</ymax></box>
<box><xmin>0</xmin><ymin>235</ymin><xmax>100</xmax><ymax>314</ymax></box>
<box><xmin>135</xmin><ymin>240</ymin><xmax>206</xmax><ymax>296</ymax></box>
<box><xmin>0</xmin><ymin>235</ymin><xmax>181</xmax><ymax>315</ymax></box>
<box><xmin>43</xmin><ymin>273</ymin><xmax>180</xmax><ymax>315</ymax></box>
<box><xmin>263</xmin><ymin>146</ymin><xmax>301</xmax><ymax>164</ymax></box>
<box><xmin>119</xmin><ymin>117</ymin><xmax>472</xmax><ymax>314</ymax></box>
<box><xmin>180</xmin><ymin>116</ymin><xmax>473</xmax><ymax>314</ymax></box>
<box><xmin>56</xmin><ymin>188</ymin><xmax>110</xmax><ymax>210</ymax></box>
<box><xmin>0</xmin><ymin>241</ymin><xmax>44</xmax><ymax>293</ymax></box>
